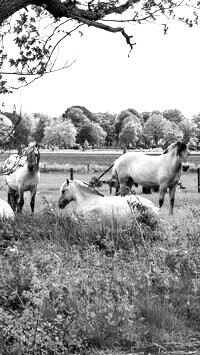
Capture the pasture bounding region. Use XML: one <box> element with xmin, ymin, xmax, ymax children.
<box><xmin>1</xmin><ymin>162</ymin><xmax>200</xmax><ymax>354</ymax></box>
<box><xmin>0</xmin><ymin>170</ymin><xmax>198</xmax><ymax>213</ymax></box>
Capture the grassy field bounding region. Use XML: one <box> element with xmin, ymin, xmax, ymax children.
<box><xmin>0</xmin><ymin>170</ymin><xmax>198</xmax><ymax>213</ymax></box>
<box><xmin>1</xmin><ymin>170</ymin><xmax>200</xmax><ymax>354</ymax></box>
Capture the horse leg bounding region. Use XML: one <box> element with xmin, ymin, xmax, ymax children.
<box><xmin>159</xmin><ymin>187</ymin><xmax>167</xmax><ymax>209</ymax></box>
<box><xmin>30</xmin><ymin>189</ymin><xmax>37</xmax><ymax>213</ymax></box>
<box><xmin>17</xmin><ymin>188</ymin><xmax>24</xmax><ymax>212</ymax></box>
<box><xmin>169</xmin><ymin>185</ymin><xmax>177</xmax><ymax>215</ymax></box>
<box><xmin>8</xmin><ymin>188</ymin><xmax>18</xmax><ymax>212</ymax></box>
<box><xmin>115</xmin><ymin>180</ymin><xmax>120</xmax><ymax>195</ymax></box>
<box><xmin>7</xmin><ymin>191</ymin><xmax>11</xmax><ymax>206</ymax></box>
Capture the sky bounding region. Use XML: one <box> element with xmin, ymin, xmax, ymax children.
<box><xmin>1</xmin><ymin>9</ymin><xmax>200</xmax><ymax>119</ymax></box>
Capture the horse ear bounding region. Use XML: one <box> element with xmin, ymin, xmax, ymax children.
<box><xmin>66</xmin><ymin>178</ymin><xmax>70</xmax><ymax>185</ymax></box>
<box><xmin>177</xmin><ymin>141</ymin><xmax>187</xmax><ymax>155</ymax></box>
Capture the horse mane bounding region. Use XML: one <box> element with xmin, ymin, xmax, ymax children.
<box><xmin>176</xmin><ymin>141</ymin><xmax>187</xmax><ymax>155</ymax></box>
<box><xmin>81</xmin><ymin>181</ymin><xmax>105</xmax><ymax>197</ymax></box>
<box><xmin>163</xmin><ymin>141</ymin><xmax>187</xmax><ymax>155</ymax></box>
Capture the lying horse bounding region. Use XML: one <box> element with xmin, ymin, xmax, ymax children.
<box><xmin>112</xmin><ymin>141</ymin><xmax>189</xmax><ymax>214</ymax></box>
<box><xmin>58</xmin><ymin>179</ymin><xmax>159</xmax><ymax>221</ymax></box>
<box><xmin>0</xmin><ymin>199</ymin><xmax>15</xmax><ymax>220</ymax></box>
<box><xmin>3</xmin><ymin>142</ymin><xmax>40</xmax><ymax>213</ymax></box>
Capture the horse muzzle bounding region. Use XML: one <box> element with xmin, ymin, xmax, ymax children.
<box><xmin>182</xmin><ymin>164</ymin><xmax>189</xmax><ymax>172</ymax></box>
<box><xmin>28</xmin><ymin>164</ymin><xmax>35</xmax><ymax>171</ymax></box>
<box><xmin>58</xmin><ymin>198</ymin><xmax>68</xmax><ymax>209</ymax></box>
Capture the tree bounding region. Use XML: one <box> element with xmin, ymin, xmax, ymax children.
<box><xmin>4</xmin><ymin>111</ymin><xmax>33</xmax><ymax>150</ymax></box>
<box><xmin>93</xmin><ymin>112</ymin><xmax>116</xmax><ymax>146</ymax></box>
<box><xmin>114</xmin><ymin>109</ymin><xmax>141</xmax><ymax>139</ymax></box>
<box><xmin>192</xmin><ymin>113</ymin><xmax>200</xmax><ymax>149</ymax></box>
<box><xmin>162</xmin><ymin>120</ymin><xmax>183</xmax><ymax>148</ymax></box>
<box><xmin>179</xmin><ymin>118</ymin><xmax>197</xmax><ymax>145</ymax></box>
<box><xmin>0</xmin><ymin>1</ymin><xmax>199</xmax><ymax>92</ymax></box>
<box><xmin>144</xmin><ymin>113</ymin><xmax>168</xmax><ymax>147</ymax></box>
<box><xmin>77</xmin><ymin>121</ymin><xmax>106</xmax><ymax>147</ymax></box>
<box><xmin>43</xmin><ymin>118</ymin><xmax>77</xmax><ymax>148</ymax></box>
<box><xmin>63</xmin><ymin>107</ymin><xmax>90</xmax><ymax>128</ymax></box>
<box><xmin>0</xmin><ymin>113</ymin><xmax>13</xmax><ymax>147</ymax></box>
<box><xmin>141</xmin><ymin>112</ymin><xmax>151</xmax><ymax>123</ymax></box>
<box><xmin>32</xmin><ymin>113</ymin><xmax>51</xmax><ymax>144</ymax></box>
<box><xmin>162</xmin><ymin>109</ymin><xmax>185</xmax><ymax>125</ymax></box>
<box><xmin>119</xmin><ymin>120</ymin><xmax>142</xmax><ymax>148</ymax></box>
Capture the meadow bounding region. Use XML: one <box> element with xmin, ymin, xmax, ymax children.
<box><xmin>1</xmin><ymin>161</ymin><xmax>200</xmax><ymax>354</ymax></box>
<box><xmin>0</xmin><ymin>170</ymin><xmax>198</xmax><ymax>212</ymax></box>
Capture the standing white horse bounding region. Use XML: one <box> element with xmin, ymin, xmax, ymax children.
<box><xmin>58</xmin><ymin>179</ymin><xmax>159</xmax><ymax>221</ymax></box>
<box><xmin>3</xmin><ymin>142</ymin><xmax>40</xmax><ymax>213</ymax></box>
<box><xmin>112</xmin><ymin>141</ymin><xmax>189</xmax><ymax>214</ymax></box>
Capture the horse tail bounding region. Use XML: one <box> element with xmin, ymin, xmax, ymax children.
<box><xmin>111</xmin><ymin>163</ymin><xmax>120</xmax><ymax>195</ymax></box>
<box><xmin>111</xmin><ymin>162</ymin><xmax>117</xmax><ymax>180</ymax></box>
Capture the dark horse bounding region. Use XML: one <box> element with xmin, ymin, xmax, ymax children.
<box><xmin>112</xmin><ymin>141</ymin><xmax>189</xmax><ymax>214</ymax></box>
<box><xmin>4</xmin><ymin>142</ymin><xmax>40</xmax><ymax>213</ymax></box>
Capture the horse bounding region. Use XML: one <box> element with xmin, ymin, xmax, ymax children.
<box><xmin>112</xmin><ymin>141</ymin><xmax>190</xmax><ymax>214</ymax></box>
<box><xmin>58</xmin><ymin>179</ymin><xmax>159</xmax><ymax>222</ymax></box>
<box><xmin>0</xmin><ymin>199</ymin><xmax>15</xmax><ymax>220</ymax></box>
<box><xmin>3</xmin><ymin>142</ymin><xmax>40</xmax><ymax>213</ymax></box>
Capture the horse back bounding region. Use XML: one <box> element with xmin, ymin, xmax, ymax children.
<box><xmin>113</xmin><ymin>152</ymin><xmax>163</xmax><ymax>186</ymax></box>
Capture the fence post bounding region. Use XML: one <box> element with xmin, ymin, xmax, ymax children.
<box><xmin>70</xmin><ymin>168</ymin><xmax>74</xmax><ymax>180</ymax></box>
<box><xmin>198</xmin><ymin>168</ymin><xmax>200</xmax><ymax>192</ymax></box>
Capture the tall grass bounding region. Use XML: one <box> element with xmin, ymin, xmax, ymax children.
<box><xmin>0</xmin><ymin>199</ymin><xmax>200</xmax><ymax>354</ymax></box>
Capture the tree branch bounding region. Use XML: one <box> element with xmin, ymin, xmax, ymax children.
<box><xmin>32</xmin><ymin>0</ymin><xmax>137</xmax><ymax>50</ymax></box>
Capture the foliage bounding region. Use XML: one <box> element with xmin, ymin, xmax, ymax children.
<box><xmin>114</xmin><ymin>109</ymin><xmax>142</xmax><ymax>139</ymax></box>
<box><xmin>93</xmin><ymin>112</ymin><xmax>116</xmax><ymax>147</ymax></box>
<box><xmin>32</xmin><ymin>113</ymin><xmax>51</xmax><ymax>144</ymax></box>
<box><xmin>6</xmin><ymin>112</ymin><xmax>32</xmax><ymax>150</ymax></box>
<box><xmin>191</xmin><ymin>113</ymin><xmax>200</xmax><ymax>149</ymax></box>
<box><xmin>0</xmin><ymin>113</ymin><xmax>13</xmax><ymax>147</ymax></box>
<box><xmin>162</xmin><ymin>120</ymin><xmax>183</xmax><ymax>148</ymax></box>
<box><xmin>179</xmin><ymin>118</ymin><xmax>197</xmax><ymax>145</ymax></box>
<box><xmin>163</xmin><ymin>109</ymin><xmax>185</xmax><ymax>125</ymax></box>
<box><xmin>0</xmin><ymin>197</ymin><xmax>200</xmax><ymax>353</ymax></box>
<box><xmin>1</xmin><ymin>103</ymin><xmax>200</xmax><ymax>151</ymax></box>
<box><xmin>77</xmin><ymin>120</ymin><xmax>106</xmax><ymax>147</ymax></box>
<box><xmin>43</xmin><ymin>118</ymin><xmax>77</xmax><ymax>148</ymax></box>
<box><xmin>62</xmin><ymin>107</ymin><xmax>90</xmax><ymax>129</ymax></box>
<box><xmin>1</xmin><ymin>1</ymin><xmax>200</xmax><ymax>91</ymax></box>
<box><xmin>119</xmin><ymin>120</ymin><xmax>142</xmax><ymax>148</ymax></box>
<box><xmin>144</xmin><ymin>113</ymin><xmax>168</xmax><ymax>147</ymax></box>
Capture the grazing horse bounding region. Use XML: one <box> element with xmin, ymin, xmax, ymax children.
<box><xmin>3</xmin><ymin>142</ymin><xmax>40</xmax><ymax>213</ymax></box>
<box><xmin>112</xmin><ymin>141</ymin><xmax>189</xmax><ymax>214</ymax></box>
<box><xmin>58</xmin><ymin>179</ymin><xmax>159</xmax><ymax>221</ymax></box>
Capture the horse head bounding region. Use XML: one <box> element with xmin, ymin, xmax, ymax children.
<box><xmin>58</xmin><ymin>178</ymin><xmax>73</xmax><ymax>209</ymax></box>
<box><xmin>164</xmin><ymin>141</ymin><xmax>190</xmax><ymax>171</ymax></box>
<box><xmin>58</xmin><ymin>179</ymin><xmax>104</xmax><ymax>210</ymax></box>
<box><xmin>176</xmin><ymin>141</ymin><xmax>190</xmax><ymax>171</ymax></box>
<box><xmin>25</xmin><ymin>142</ymin><xmax>40</xmax><ymax>171</ymax></box>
